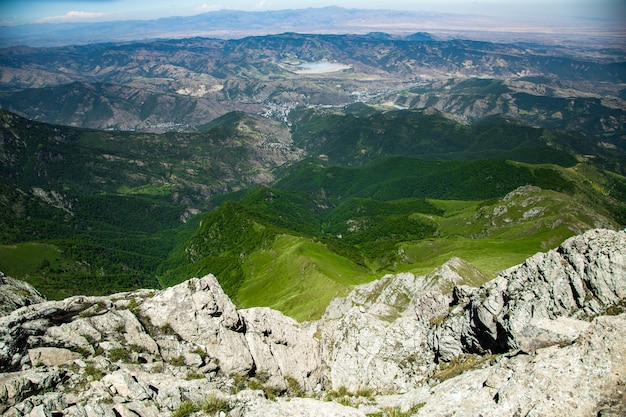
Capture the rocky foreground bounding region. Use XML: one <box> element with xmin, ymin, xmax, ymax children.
<box><xmin>1</xmin><ymin>228</ymin><xmax>625</xmax><ymax>417</ymax></box>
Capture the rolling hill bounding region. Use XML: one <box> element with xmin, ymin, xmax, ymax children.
<box><xmin>1</xmin><ymin>103</ymin><xmax>625</xmax><ymax>320</ymax></box>
<box><xmin>1</xmin><ymin>32</ymin><xmax>624</xmax><ymax>138</ymax></box>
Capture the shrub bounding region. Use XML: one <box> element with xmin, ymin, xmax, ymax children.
<box><xmin>85</xmin><ymin>364</ymin><xmax>103</xmax><ymax>381</ymax></box>
<box><xmin>285</xmin><ymin>375</ymin><xmax>304</xmax><ymax>397</ymax></box>
<box><xmin>229</xmin><ymin>373</ymin><xmax>248</xmax><ymax>394</ymax></box>
<box><xmin>185</xmin><ymin>371</ymin><xmax>205</xmax><ymax>380</ymax></box>
<box><xmin>172</xmin><ymin>401</ymin><xmax>197</xmax><ymax>417</ymax></box>
<box><xmin>247</xmin><ymin>379</ymin><xmax>263</xmax><ymax>390</ymax></box>
<box><xmin>108</xmin><ymin>347</ymin><xmax>131</xmax><ymax>362</ymax></box>
<box><xmin>356</xmin><ymin>387</ymin><xmax>374</xmax><ymax>399</ymax></box>
<box><xmin>170</xmin><ymin>355</ymin><xmax>185</xmax><ymax>366</ymax></box>
<box><xmin>202</xmin><ymin>393</ymin><xmax>230</xmax><ymax>414</ymax></box>
<box><xmin>160</xmin><ymin>322</ymin><xmax>177</xmax><ymax>336</ymax></box>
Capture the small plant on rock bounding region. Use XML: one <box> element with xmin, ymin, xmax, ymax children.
<box><xmin>160</xmin><ymin>322</ymin><xmax>177</xmax><ymax>336</ymax></box>
<box><xmin>84</xmin><ymin>364</ymin><xmax>104</xmax><ymax>381</ymax></box>
<box><xmin>202</xmin><ymin>393</ymin><xmax>231</xmax><ymax>414</ymax></box>
<box><xmin>170</xmin><ymin>355</ymin><xmax>186</xmax><ymax>366</ymax></box>
<box><xmin>108</xmin><ymin>347</ymin><xmax>131</xmax><ymax>363</ymax></box>
<box><xmin>356</xmin><ymin>387</ymin><xmax>374</xmax><ymax>399</ymax></box>
<box><xmin>285</xmin><ymin>375</ymin><xmax>304</xmax><ymax>397</ymax></box>
<box><xmin>172</xmin><ymin>401</ymin><xmax>197</xmax><ymax>417</ymax></box>
<box><xmin>229</xmin><ymin>373</ymin><xmax>248</xmax><ymax>394</ymax></box>
<box><xmin>185</xmin><ymin>370</ymin><xmax>205</xmax><ymax>380</ymax></box>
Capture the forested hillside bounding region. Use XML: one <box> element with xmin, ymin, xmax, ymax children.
<box><xmin>2</xmin><ymin>105</ymin><xmax>623</xmax><ymax>319</ymax></box>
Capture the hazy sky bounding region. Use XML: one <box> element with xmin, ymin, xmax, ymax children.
<box><xmin>0</xmin><ymin>0</ymin><xmax>624</xmax><ymax>26</ymax></box>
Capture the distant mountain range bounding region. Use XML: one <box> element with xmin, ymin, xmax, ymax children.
<box><xmin>0</xmin><ymin>7</ymin><xmax>621</xmax><ymax>47</ymax></box>
<box><xmin>1</xmin><ymin>33</ymin><xmax>624</xmax><ymax>140</ymax></box>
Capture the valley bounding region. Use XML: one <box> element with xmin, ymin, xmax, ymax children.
<box><xmin>0</xmin><ymin>20</ymin><xmax>625</xmax><ymax>322</ymax></box>
<box><xmin>0</xmin><ymin>5</ymin><xmax>625</xmax><ymax>417</ymax></box>
<box><xmin>1</xmin><ymin>105</ymin><xmax>624</xmax><ymax>319</ymax></box>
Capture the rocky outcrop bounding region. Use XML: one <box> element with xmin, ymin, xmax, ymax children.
<box><xmin>318</xmin><ymin>228</ymin><xmax>626</xmax><ymax>413</ymax></box>
<box><xmin>0</xmin><ymin>229</ymin><xmax>624</xmax><ymax>416</ymax></box>
<box><xmin>376</xmin><ymin>313</ymin><xmax>626</xmax><ymax>417</ymax></box>
<box><xmin>0</xmin><ymin>272</ymin><xmax>45</xmax><ymax>316</ymax></box>
<box><xmin>0</xmin><ymin>274</ymin><xmax>324</xmax><ymax>416</ymax></box>
<box><xmin>435</xmin><ymin>227</ymin><xmax>626</xmax><ymax>356</ymax></box>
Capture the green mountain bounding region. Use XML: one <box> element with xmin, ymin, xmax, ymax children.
<box><xmin>0</xmin><ymin>82</ymin><xmax>262</xmax><ymax>132</ymax></box>
<box><xmin>1</xmin><ymin>108</ymin><xmax>625</xmax><ymax>320</ymax></box>
<box><xmin>289</xmin><ymin>107</ymin><xmax>623</xmax><ymax>173</ymax></box>
<box><xmin>0</xmin><ymin>109</ymin><xmax>296</xmax><ymax>298</ymax></box>
<box><xmin>0</xmin><ymin>109</ymin><xmax>297</xmax><ymax>204</ymax></box>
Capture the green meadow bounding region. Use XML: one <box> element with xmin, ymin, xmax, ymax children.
<box><xmin>2</xmin><ymin>108</ymin><xmax>625</xmax><ymax>321</ymax></box>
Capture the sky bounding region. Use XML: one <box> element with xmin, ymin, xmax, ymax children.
<box><xmin>0</xmin><ymin>0</ymin><xmax>624</xmax><ymax>26</ymax></box>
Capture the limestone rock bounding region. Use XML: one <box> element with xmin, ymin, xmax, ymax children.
<box><xmin>0</xmin><ymin>230</ymin><xmax>624</xmax><ymax>416</ymax></box>
<box><xmin>28</xmin><ymin>347</ymin><xmax>82</xmax><ymax>367</ymax></box>
<box><xmin>409</xmin><ymin>314</ymin><xmax>626</xmax><ymax>417</ymax></box>
<box><xmin>451</xmin><ymin>228</ymin><xmax>626</xmax><ymax>354</ymax></box>
<box><xmin>240</xmin><ymin>307</ymin><xmax>322</xmax><ymax>391</ymax></box>
<box><xmin>324</xmin><ymin>257</ymin><xmax>484</xmax><ymax>322</ymax></box>
<box><xmin>0</xmin><ymin>368</ymin><xmax>65</xmax><ymax>413</ymax></box>
<box><xmin>0</xmin><ymin>272</ymin><xmax>45</xmax><ymax>316</ymax></box>
<box><xmin>140</xmin><ymin>275</ymin><xmax>254</xmax><ymax>375</ymax></box>
<box><xmin>239</xmin><ymin>397</ymin><xmax>367</xmax><ymax>417</ymax></box>
<box><xmin>321</xmin><ymin>293</ymin><xmax>446</xmax><ymax>393</ymax></box>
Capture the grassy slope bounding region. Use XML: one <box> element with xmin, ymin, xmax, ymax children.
<box><xmin>239</xmin><ymin>235</ymin><xmax>372</xmax><ymax>321</ymax></box>
<box><xmin>3</xmin><ymin>108</ymin><xmax>625</xmax><ymax>319</ymax></box>
<box><xmin>162</xmin><ymin>160</ymin><xmax>623</xmax><ymax>321</ymax></box>
<box><xmin>231</xmin><ymin>187</ymin><xmax>613</xmax><ymax>321</ymax></box>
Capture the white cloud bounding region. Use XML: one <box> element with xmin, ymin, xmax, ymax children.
<box><xmin>255</xmin><ymin>1</ymin><xmax>270</xmax><ymax>10</ymax></box>
<box><xmin>197</xmin><ymin>4</ymin><xmax>223</xmax><ymax>12</ymax></box>
<box><xmin>36</xmin><ymin>11</ymin><xmax>106</xmax><ymax>23</ymax></box>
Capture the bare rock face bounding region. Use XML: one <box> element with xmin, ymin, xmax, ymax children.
<box><xmin>0</xmin><ymin>273</ymin><xmax>325</xmax><ymax>416</ymax></box>
<box><xmin>240</xmin><ymin>307</ymin><xmax>322</xmax><ymax>392</ymax></box>
<box><xmin>437</xmin><ymin>227</ymin><xmax>626</xmax><ymax>356</ymax></box>
<box><xmin>379</xmin><ymin>313</ymin><xmax>626</xmax><ymax>417</ymax></box>
<box><xmin>0</xmin><ymin>229</ymin><xmax>624</xmax><ymax>416</ymax></box>
<box><xmin>319</xmin><ymin>257</ymin><xmax>485</xmax><ymax>392</ymax></box>
<box><xmin>140</xmin><ymin>275</ymin><xmax>253</xmax><ymax>375</ymax></box>
<box><xmin>0</xmin><ymin>272</ymin><xmax>45</xmax><ymax>316</ymax></box>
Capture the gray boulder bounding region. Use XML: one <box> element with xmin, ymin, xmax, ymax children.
<box><xmin>0</xmin><ymin>272</ymin><xmax>45</xmax><ymax>316</ymax></box>
<box><xmin>448</xmin><ymin>228</ymin><xmax>626</xmax><ymax>354</ymax></box>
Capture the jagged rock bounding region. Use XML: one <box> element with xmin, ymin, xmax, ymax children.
<box><xmin>321</xmin><ymin>292</ymin><xmax>447</xmax><ymax>392</ymax></box>
<box><xmin>27</xmin><ymin>347</ymin><xmax>81</xmax><ymax>367</ymax></box>
<box><xmin>239</xmin><ymin>307</ymin><xmax>322</xmax><ymax>391</ymax></box>
<box><xmin>405</xmin><ymin>314</ymin><xmax>626</xmax><ymax>417</ymax></box>
<box><xmin>140</xmin><ymin>275</ymin><xmax>254</xmax><ymax>375</ymax></box>
<box><xmin>324</xmin><ymin>257</ymin><xmax>482</xmax><ymax>321</ymax></box>
<box><xmin>103</xmin><ymin>370</ymin><xmax>151</xmax><ymax>401</ymax></box>
<box><xmin>319</xmin><ymin>258</ymin><xmax>484</xmax><ymax>392</ymax></box>
<box><xmin>0</xmin><ymin>230</ymin><xmax>624</xmax><ymax>416</ymax></box>
<box><xmin>0</xmin><ymin>368</ymin><xmax>65</xmax><ymax>413</ymax></box>
<box><xmin>0</xmin><ymin>272</ymin><xmax>45</xmax><ymax>316</ymax></box>
<box><xmin>238</xmin><ymin>397</ymin><xmax>367</xmax><ymax>417</ymax></box>
<box><xmin>0</xmin><ymin>295</ymin><xmax>97</xmax><ymax>371</ymax></box>
<box><xmin>448</xmin><ymin>228</ymin><xmax>626</xmax><ymax>354</ymax></box>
